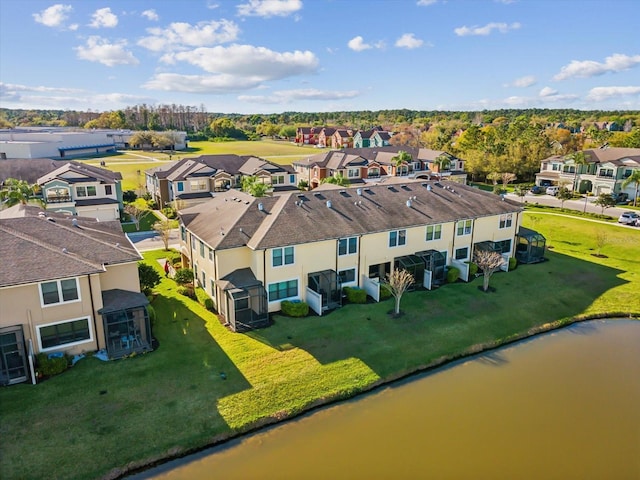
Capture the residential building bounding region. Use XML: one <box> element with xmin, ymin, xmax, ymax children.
<box><xmin>145</xmin><ymin>155</ymin><xmax>298</xmax><ymax>208</ymax></box>
<box><xmin>536</xmin><ymin>147</ymin><xmax>640</xmax><ymax>197</ymax></box>
<box><xmin>353</xmin><ymin>127</ymin><xmax>387</xmax><ymax>148</ymax></box>
<box><xmin>0</xmin><ymin>205</ymin><xmax>151</xmax><ymax>385</ymax></box>
<box><xmin>331</xmin><ymin>129</ymin><xmax>354</xmax><ymax>149</ymax></box>
<box><xmin>178</xmin><ymin>180</ymin><xmax>521</xmax><ymax>332</ymax></box>
<box><xmin>295</xmin><ymin>126</ymin><xmax>327</xmax><ymax>145</ymax></box>
<box><xmin>37</xmin><ymin>161</ymin><xmax>123</xmax><ymax>221</ymax></box>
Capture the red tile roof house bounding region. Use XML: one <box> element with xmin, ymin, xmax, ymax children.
<box><xmin>0</xmin><ymin>205</ymin><xmax>152</xmax><ymax>385</ymax></box>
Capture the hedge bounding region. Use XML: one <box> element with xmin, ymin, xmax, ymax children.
<box><xmin>281</xmin><ymin>300</ymin><xmax>309</xmax><ymax>317</ymax></box>
<box><xmin>343</xmin><ymin>286</ymin><xmax>367</xmax><ymax>304</ymax></box>
<box><xmin>446</xmin><ymin>266</ymin><xmax>461</xmax><ymax>283</ymax></box>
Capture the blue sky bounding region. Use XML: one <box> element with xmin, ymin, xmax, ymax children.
<box><xmin>1</xmin><ymin>0</ymin><xmax>639</xmax><ymax>114</ymax></box>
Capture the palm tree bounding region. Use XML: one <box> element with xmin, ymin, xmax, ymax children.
<box><xmin>565</xmin><ymin>151</ymin><xmax>589</xmax><ymax>193</ymax></box>
<box><xmin>0</xmin><ymin>178</ymin><xmax>38</xmax><ymax>208</ymax></box>
<box><xmin>391</xmin><ymin>150</ymin><xmax>412</xmax><ymax>176</ymax></box>
<box><xmin>433</xmin><ymin>153</ymin><xmax>451</xmax><ymax>173</ymax></box>
<box><xmin>621</xmin><ymin>170</ymin><xmax>640</xmax><ymax>206</ymax></box>
<box><xmin>321</xmin><ymin>173</ymin><xmax>350</xmax><ymax>187</ymax></box>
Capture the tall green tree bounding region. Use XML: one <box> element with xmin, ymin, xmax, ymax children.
<box><xmin>0</xmin><ymin>178</ymin><xmax>40</xmax><ymax>208</ymax></box>
<box><xmin>621</xmin><ymin>170</ymin><xmax>640</xmax><ymax>206</ymax></box>
<box><xmin>565</xmin><ymin>151</ymin><xmax>589</xmax><ymax>193</ymax></box>
<box><xmin>241</xmin><ymin>176</ymin><xmax>270</xmax><ymax>197</ymax></box>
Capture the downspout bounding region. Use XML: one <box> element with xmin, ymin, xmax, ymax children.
<box><xmin>88</xmin><ymin>273</ymin><xmax>101</xmax><ymax>350</ymax></box>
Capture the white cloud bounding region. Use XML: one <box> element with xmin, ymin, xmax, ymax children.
<box><xmin>454</xmin><ymin>22</ymin><xmax>521</xmax><ymax>37</ymax></box>
<box><xmin>33</xmin><ymin>4</ymin><xmax>73</xmax><ymax>28</ymax></box>
<box><xmin>553</xmin><ymin>53</ymin><xmax>640</xmax><ymax>81</ymax></box>
<box><xmin>395</xmin><ymin>33</ymin><xmax>424</xmax><ymax>49</ymax></box>
<box><xmin>75</xmin><ymin>36</ymin><xmax>139</xmax><ymax>67</ymax></box>
<box><xmin>143</xmin><ymin>73</ymin><xmax>264</xmax><ymax>93</ymax></box>
<box><xmin>586</xmin><ymin>86</ymin><xmax>640</xmax><ymax>101</ymax></box>
<box><xmin>539</xmin><ymin>86</ymin><xmax>557</xmax><ymax>97</ymax></box>
<box><xmin>141</xmin><ymin>9</ymin><xmax>159</xmax><ymax>21</ymax></box>
<box><xmin>138</xmin><ymin>20</ymin><xmax>239</xmax><ymax>52</ymax></box>
<box><xmin>238</xmin><ymin>88</ymin><xmax>360</xmax><ymax>104</ymax></box>
<box><xmin>89</xmin><ymin>7</ymin><xmax>118</xmax><ymax>28</ymax></box>
<box><xmin>505</xmin><ymin>75</ymin><xmax>536</xmax><ymax>88</ymax></box>
<box><xmin>237</xmin><ymin>0</ymin><xmax>302</xmax><ymax>17</ymax></box>
<box><xmin>162</xmin><ymin>45</ymin><xmax>318</xmax><ymax>79</ymax></box>
<box><xmin>417</xmin><ymin>0</ymin><xmax>437</xmax><ymax>5</ymax></box>
<box><xmin>348</xmin><ymin>36</ymin><xmax>372</xmax><ymax>52</ymax></box>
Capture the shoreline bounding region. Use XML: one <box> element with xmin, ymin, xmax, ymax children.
<box><xmin>111</xmin><ymin>312</ymin><xmax>639</xmax><ymax>480</ymax></box>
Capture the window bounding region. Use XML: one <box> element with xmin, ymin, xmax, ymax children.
<box><xmin>177</xmin><ymin>182</ymin><xmax>184</xmax><ymax>192</ymax></box>
<box><xmin>598</xmin><ymin>168</ymin><xmax>614</xmax><ymax>178</ymax></box>
<box><xmin>190</xmin><ymin>180</ymin><xmax>208</xmax><ymax>192</ymax></box>
<box><xmin>389</xmin><ymin>230</ymin><xmax>407</xmax><ymax>247</ymax></box>
<box><xmin>552</xmin><ymin>164</ymin><xmax>560</xmax><ymax>171</ymax></box>
<box><xmin>181</xmin><ymin>225</ymin><xmax>186</xmax><ymax>241</ymax></box>
<box><xmin>272</xmin><ymin>175</ymin><xmax>285</xmax><ymax>185</ymax></box>
<box><xmin>40</xmin><ymin>278</ymin><xmax>79</xmax><ymax>306</ymax></box>
<box><xmin>338</xmin><ymin>237</ymin><xmax>358</xmax><ymax>256</ymax></box>
<box><xmin>563</xmin><ymin>165</ymin><xmax>576</xmax><ymax>174</ymax></box>
<box><xmin>426</xmin><ymin>224</ymin><xmax>442</xmax><ymax>241</ymax></box>
<box><xmin>347</xmin><ymin>168</ymin><xmax>359</xmax><ymax>178</ymax></box>
<box><xmin>199</xmin><ymin>240</ymin><xmax>205</xmax><ymax>257</ymax></box>
<box><xmin>272</xmin><ymin>246</ymin><xmax>294</xmax><ymax>267</ymax></box>
<box><xmin>494</xmin><ymin>239</ymin><xmax>512</xmax><ymax>254</ymax></box>
<box><xmin>289</xmin><ymin>174</ymin><xmax>296</xmax><ymax>184</ymax></box>
<box><xmin>455</xmin><ymin>247</ymin><xmax>469</xmax><ymax>260</ymax></box>
<box><xmin>76</xmin><ymin>186</ymin><xmax>97</xmax><ymax>197</ymax></box>
<box><xmin>268</xmin><ymin>279</ymin><xmax>298</xmax><ymax>302</ymax></box>
<box><xmin>210</xmin><ymin>279</ymin><xmax>216</xmax><ymax>299</ymax></box>
<box><xmin>46</xmin><ymin>187</ymin><xmax>70</xmax><ymax>202</ymax></box>
<box><xmin>201</xmin><ymin>270</ymin><xmax>206</xmax><ymax>287</ymax></box>
<box><xmin>499</xmin><ymin>214</ymin><xmax>513</xmax><ymax>229</ymax></box>
<box><xmin>209</xmin><ymin>247</ymin><xmax>213</xmax><ymax>261</ymax></box>
<box><xmin>105</xmin><ymin>185</ymin><xmax>113</xmax><ymax>195</ymax></box>
<box><xmin>456</xmin><ymin>219</ymin><xmax>472</xmax><ymax>236</ymax></box>
<box><xmin>338</xmin><ymin>268</ymin><xmax>356</xmax><ymax>284</ymax></box>
<box><xmin>38</xmin><ymin>317</ymin><xmax>91</xmax><ymax>350</ymax></box>
<box><xmin>368</xmin><ymin>167</ymin><xmax>380</xmax><ymax>178</ymax></box>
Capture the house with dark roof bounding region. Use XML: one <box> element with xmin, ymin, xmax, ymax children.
<box><xmin>178</xmin><ymin>180</ymin><xmax>521</xmax><ymax>332</ymax></box>
<box><xmin>293</xmin><ymin>146</ymin><xmax>466</xmax><ymax>189</ymax></box>
<box><xmin>535</xmin><ymin>147</ymin><xmax>640</xmax><ymax>197</ymax></box>
<box><xmin>36</xmin><ymin>161</ymin><xmax>123</xmax><ymax>221</ymax></box>
<box><xmin>353</xmin><ymin>127</ymin><xmax>387</xmax><ymax>148</ymax></box>
<box><xmin>145</xmin><ymin>155</ymin><xmax>298</xmax><ymax>208</ymax></box>
<box><xmin>0</xmin><ymin>205</ymin><xmax>152</xmax><ymax>385</ymax></box>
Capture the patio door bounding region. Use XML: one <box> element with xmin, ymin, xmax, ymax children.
<box><xmin>0</xmin><ymin>326</ymin><xmax>28</xmax><ymax>386</ymax></box>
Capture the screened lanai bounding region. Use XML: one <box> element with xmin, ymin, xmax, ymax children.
<box><xmin>99</xmin><ymin>289</ymin><xmax>152</xmax><ymax>359</ymax></box>
<box><xmin>515</xmin><ymin>227</ymin><xmax>547</xmax><ymax>264</ymax></box>
<box><xmin>219</xmin><ymin>268</ymin><xmax>269</xmax><ymax>332</ymax></box>
<box><xmin>415</xmin><ymin>250</ymin><xmax>447</xmax><ymax>286</ymax></box>
<box><xmin>308</xmin><ymin>270</ymin><xmax>341</xmax><ymax>312</ymax></box>
<box><xmin>394</xmin><ymin>255</ymin><xmax>425</xmax><ymax>290</ymax></box>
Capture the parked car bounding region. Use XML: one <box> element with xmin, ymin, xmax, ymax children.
<box><xmin>530</xmin><ymin>185</ymin><xmax>544</xmax><ymax>194</ymax></box>
<box><xmin>618</xmin><ymin>211</ymin><xmax>640</xmax><ymax>225</ymax></box>
<box><xmin>546</xmin><ymin>186</ymin><xmax>560</xmax><ymax>196</ymax></box>
<box><xmin>612</xmin><ymin>192</ymin><xmax>629</xmax><ymax>204</ymax></box>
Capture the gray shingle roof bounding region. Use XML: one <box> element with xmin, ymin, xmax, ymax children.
<box><xmin>0</xmin><ymin>205</ymin><xmax>141</xmax><ymax>288</ymax></box>
<box><xmin>181</xmin><ymin>180</ymin><xmax>521</xmax><ymax>252</ymax></box>
<box><xmin>37</xmin><ymin>161</ymin><xmax>122</xmax><ymax>185</ymax></box>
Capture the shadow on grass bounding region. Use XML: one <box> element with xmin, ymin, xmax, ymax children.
<box><xmin>248</xmin><ymin>250</ymin><xmax>628</xmax><ymax>380</ymax></box>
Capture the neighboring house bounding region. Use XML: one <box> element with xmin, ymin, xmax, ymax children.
<box><xmin>178</xmin><ymin>180</ymin><xmax>522</xmax><ymax>332</ymax></box>
<box><xmin>0</xmin><ymin>205</ymin><xmax>151</xmax><ymax>385</ymax></box>
<box><xmin>353</xmin><ymin>127</ymin><xmax>387</xmax><ymax>148</ymax></box>
<box><xmin>331</xmin><ymin>129</ymin><xmax>354</xmax><ymax>149</ymax></box>
<box><xmin>37</xmin><ymin>161</ymin><xmax>123</xmax><ymax>221</ymax></box>
<box><xmin>294</xmin><ymin>146</ymin><xmax>466</xmax><ymax>189</ymax></box>
<box><xmin>317</xmin><ymin>128</ymin><xmax>338</xmax><ymax>148</ymax></box>
<box><xmin>370</xmin><ymin>130</ymin><xmax>392</xmax><ymax>147</ymax></box>
<box><xmin>145</xmin><ymin>155</ymin><xmax>297</xmax><ymax>208</ymax></box>
<box><xmin>295</xmin><ymin>126</ymin><xmax>327</xmax><ymax>145</ymax></box>
<box><xmin>535</xmin><ymin>147</ymin><xmax>640</xmax><ymax>196</ymax></box>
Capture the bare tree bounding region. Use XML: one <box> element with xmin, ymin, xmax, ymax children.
<box><xmin>595</xmin><ymin>230</ymin><xmax>608</xmax><ymax>256</ymax></box>
<box><xmin>124</xmin><ymin>203</ymin><xmax>148</xmax><ymax>231</ymax></box>
<box><xmin>474</xmin><ymin>249</ymin><xmax>505</xmax><ymax>292</ymax></box>
<box><xmin>501</xmin><ymin>172</ymin><xmax>517</xmax><ymax>188</ymax></box>
<box><xmin>382</xmin><ymin>268</ymin><xmax>415</xmax><ymax>316</ymax></box>
<box><xmin>153</xmin><ymin>219</ymin><xmax>174</xmax><ymax>251</ymax></box>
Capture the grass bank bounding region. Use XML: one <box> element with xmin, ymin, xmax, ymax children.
<box><xmin>1</xmin><ymin>214</ymin><xmax>638</xmax><ymax>480</ymax></box>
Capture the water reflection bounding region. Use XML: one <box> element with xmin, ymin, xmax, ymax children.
<box><xmin>133</xmin><ymin>320</ymin><xmax>640</xmax><ymax>480</ymax></box>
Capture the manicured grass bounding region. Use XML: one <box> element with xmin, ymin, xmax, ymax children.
<box><xmin>1</xmin><ymin>216</ymin><xmax>638</xmax><ymax>480</ymax></box>
<box><xmin>121</xmin><ymin>210</ymin><xmax>160</xmax><ymax>233</ymax></box>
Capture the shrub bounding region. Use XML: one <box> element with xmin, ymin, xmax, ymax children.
<box><xmin>281</xmin><ymin>300</ymin><xmax>309</xmax><ymax>317</ymax></box>
<box><xmin>162</xmin><ymin>207</ymin><xmax>176</xmax><ymax>219</ymax></box>
<box><xmin>146</xmin><ymin>304</ymin><xmax>156</xmax><ymax>327</ymax></box>
<box><xmin>174</xmin><ymin>268</ymin><xmax>194</xmax><ymax>286</ymax></box>
<box><xmin>36</xmin><ymin>353</ymin><xmax>69</xmax><ymax>377</ymax></box>
<box><xmin>138</xmin><ymin>262</ymin><xmax>161</xmax><ymax>294</ymax></box>
<box><xmin>177</xmin><ymin>285</ymin><xmax>195</xmax><ymax>298</ymax></box>
<box><xmin>467</xmin><ymin>262</ymin><xmax>479</xmax><ymax>276</ymax></box>
<box><xmin>343</xmin><ymin>286</ymin><xmax>367</xmax><ymax>304</ymax></box>
<box><xmin>509</xmin><ymin>257</ymin><xmax>518</xmax><ymax>271</ymax></box>
<box><xmin>204</xmin><ymin>298</ymin><xmax>216</xmax><ymax>312</ymax></box>
<box><xmin>380</xmin><ymin>284</ymin><xmax>392</xmax><ymax>300</ymax></box>
<box><xmin>447</xmin><ymin>266</ymin><xmax>460</xmax><ymax>283</ymax></box>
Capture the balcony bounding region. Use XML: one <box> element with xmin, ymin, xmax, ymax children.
<box><xmin>46</xmin><ymin>195</ymin><xmax>72</xmax><ymax>203</ymax></box>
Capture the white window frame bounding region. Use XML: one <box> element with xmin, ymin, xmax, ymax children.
<box><xmin>456</xmin><ymin>219</ymin><xmax>472</xmax><ymax>236</ymax></box>
<box><xmin>76</xmin><ymin>185</ymin><xmax>97</xmax><ymax>197</ymax></box>
<box><xmin>37</xmin><ymin>316</ymin><xmax>93</xmax><ymax>352</ymax></box>
<box><xmin>426</xmin><ymin>224</ymin><xmax>442</xmax><ymax>241</ymax></box>
<box><xmin>39</xmin><ymin>278</ymin><xmax>81</xmax><ymax>307</ymax></box>
<box><xmin>272</xmin><ymin>246</ymin><xmax>295</xmax><ymax>267</ymax></box>
<box><xmin>455</xmin><ymin>247</ymin><xmax>469</xmax><ymax>261</ymax></box>
<box><xmin>347</xmin><ymin>168</ymin><xmax>360</xmax><ymax>178</ymax></box>
<box><xmin>190</xmin><ymin>179</ymin><xmax>208</xmax><ymax>192</ymax></box>
<box><xmin>338</xmin><ymin>237</ymin><xmax>358</xmax><ymax>256</ymax></box>
<box><xmin>499</xmin><ymin>214</ymin><xmax>513</xmax><ymax>229</ymax></box>
<box><xmin>338</xmin><ymin>268</ymin><xmax>357</xmax><ymax>285</ymax></box>
<box><xmin>389</xmin><ymin>229</ymin><xmax>407</xmax><ymax>247</ymax></box>
<box><xmin>267</xmin><ymin>278</ymin><xmax>299</xmax><ymax>302</ymax></box>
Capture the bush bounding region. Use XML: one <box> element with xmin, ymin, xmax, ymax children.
<box><xmin>509</xmin><ymin>257</ymin><xmax>518</xmax><ymax>271</ymax></box>
<box><xmin>177</xmin><ymin>285</ymin><xmax>195</xmax><ymax>298</ymax></box>
<box><xmin>195</xmin><ymin>287</ymin><xmax>212</xmax><ymax>307</ymax></box>
<box><xmin>380</xmin><ymin>284</ymin><xmax>392</xmax><ymax>300</ymax></box>
<box><xmin>467</xmin><ymin>262</ymin><xmax>479</xmax><ymax>276</ymax></box>
<box><xmin>36</xmin><ymin>353</ymin><xmax>69</xmax><ymax>377</ymax></box>
<box><xmin>343</xmin><ymin>286</ymin><xmax>367</xmax><ymax>304</ymax></box>
<box><xmin>146</xmin><ymin>304</ymin><xmax>156</xmax><ymax>328</ymax></box>
<box><xmin>162</xmin><ymin>207</ymin><xmax>176</xmax><ymax>219</ymax></box>
<box><xmin>138</xmin><ymin>262</ymin><xmax>161</xmax><ymax>294</ymax></box>
<box><xmin>493</xmin><ymin>186</ymin><xmax>506</xmax><ymax>195</ymax></box>
<box><xmin>281</xmin><ymin>300</ymin><xmax>309</xmax><ymax>317</ymax></box>
<box><xmin>447</xmin><ymin>266</ymin><xmax>460</xmax><ymax>283</ymax></box>
<box><xmin>174</xmin><ymin>268</ymin><xmax>194</xmax><ymax>286</ymax></box>
<box><xmin>204</xmin><ymin>298</ymin><xmax>216</xmax><ymax>312</ymax></box>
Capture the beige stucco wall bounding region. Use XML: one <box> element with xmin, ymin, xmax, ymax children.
<box><xmin>99</xmin><ymin>262</ymin><xmax>141</xmax><ymax>292</ymax></box>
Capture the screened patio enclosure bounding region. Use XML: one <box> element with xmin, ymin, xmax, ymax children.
<box><xmin>219</xmin><ymin>268</ymin><xmax>269</xmax><ymax>332</ymax></box>
<box><xmin>308</xmin><ymin>270</ymin><xmax>341</xmax><ymax>311</ymax></box>
<box><xmin>394</xmin><ymin>255</ymin><xmax>425</xmax><ymax>290</ymax></box>
<box><xmin>0</xmin><ymin>325</ymin><xmax>28</xmax><ymax>386</ymax></box>
<box><xmin>415</xmin><ymin>250</ymin><xmax>447</xmax><ymax>286</ymax></box>
<box><xmin>99</xmin><ymin>289</ymin><xmax>152</xmax><ymax>359</ymax></box>
<box><xmin>515</xmin><ymin>226</ymin><xmax>547</xmax><ymax>264</ymax></box>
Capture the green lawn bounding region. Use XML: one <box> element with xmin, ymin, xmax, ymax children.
<box><xmin>1</xmin><ymin>214</ymin><xmax>638</xmax><ymax>480</ymax></box>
